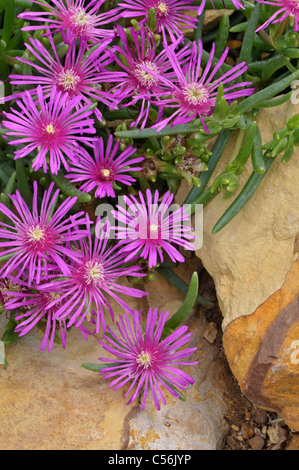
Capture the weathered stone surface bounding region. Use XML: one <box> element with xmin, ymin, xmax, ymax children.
<box><xmin>223</xmin><ymin>259</ymin><xmax>299</xmax><ymax>431</ymax></box>
<box><xmin>0</xmin><ymin>310</ymin><xmax>137</xmax><ymax>450</ymax></box>
<box><xmin>285</xmin><ymin>435</ymin><xmax>299</xmax><ymax>450</ymax></box>
<box><xmin>0</xmin><ymin>259</ymin><xmax>240</xmax><ymax>450</ymax></box>
<box><xmin>195</xmin><ymin>103</ymin><xmax>299</xmax><ymax>330</ymax></box>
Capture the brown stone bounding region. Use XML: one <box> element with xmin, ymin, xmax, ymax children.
<box><xmin>251</xmin><ymin>406</ymin><xmax>268</xmax><ymax>426</ymax></box>
<box><xmin>223</xmin><ymin>259</ymin><xmax>299</xmax><ymax>431</ymax></box>
<box><xmin>226</xmin><ymin>435</ymin><xmax>241</xmax><ymax>451</ymax></box>
<box><xmin>203</xmin><ymin>322</ymin><xmax>218</xmax><ymax>344</ymax></box>
<box><xmin>241</xmin><ymin>423</ymin><xmax>255</xmax><ymax>440</ymax></box>
<box><xmin>248</xmin><ymin>435</ymin><xmax>265</xmax><ymax>451</ymax></box>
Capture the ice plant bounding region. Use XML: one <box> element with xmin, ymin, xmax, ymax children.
<box><xmin>18</xmin><ymin>0</ymin><xmax>120</xmax><ymax>44</ymax></box>
<box><xmin>255</xmin><ymin>0</ymin><xmax>299</xmax><ymax>31</ymax></box>
<box><xmin>117</xmin><ymin>0</ymin><xmax>199</xmax><ymax>43</ymax></box>
<box><xmin>112</xmin><ymin>189</ymin><xmax>194</xmax><ymax>268</ymax></box>
<box><xmin>98</xmin><ymin>308</ymin><xmax>197</xmax><ymax>410</ymax></box>
<box><xmin>0</xmin><ymin>181</ymin><xmax>88</xmax><ymax>286</ymax></box>
<box><xmin>100</xmin><ymin>25</ymin><xmax>192</xmax><ymax>128</ymax></box>
<box><xmin>5</xmin><ymin>287</ymin><xmax>69</xmax><ymax>352</ymax></box>
<box><xmin>147</xmin><ymin>40</ymin><xmax>254</xmax><ymax>132</ymax></box>
<box><xmin>66</xmin><ymin>135</ymin><xmax>144</xmax><ymax>198</ymax></box>
<box><xmin>2</xmin><ymin>86</ymin><xmax>96</xmax><ymax>174</ymax></box>
<box><xmin>8</xmin><ymin>37</ymin><xmax>117</xmax><ymax>122</ymax></box>
<box><xmin>38</xmin><ymin>218</ymin><xmax>147</xmax><ymax>334</ymax></box>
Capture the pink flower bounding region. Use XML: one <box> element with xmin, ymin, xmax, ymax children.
<box><xmin>66</xmin><ymin>135</ymin><xmax>144</xmax><ymax>198</ymax></box>
<box><xmin>98</xmin><ymin>308</ymin><xmax>197</xmax><ymax>410</ymax></box>
<box><xmin>99</xmin><ymin>25</ymin><xmax>190</xmax><ymax>128</ymax></box>
<box><xmin>147</xmin><ymin>40</ymin><xmax>254</xmax><ymax>132</ymax></box>
<box><xmin>5</xmin><ymin>288</ymin><xmax>69</xmax><ymax>352</ymax></box>
<box><xmin>255</xmin><ymin>0</ymin><xmax>299</xmax><ymax>31</ymax></box>
<box><xmin>0</xmin><ymin>181</ymin><xmax>88</xmax><ymax>286</ymax></box>
<box><xmin>38</xmin><ymin>219</ymin><xmax>147</xmax><ymax>334</ymax></box>
<box><xmin>112</xmin><ymin>189</ymin><xmax>194</xmax><ymax>268</ymax></box>
<box><xmin>18</xmin><ymin>0</ymin><xmax>120</xmax><ymax>44</ymax></box>
<box><xmin>8</xmin><ymin>36</ymin><xmax>117</xmax><ymax>122</ymax></box>
<box><xmin>2</xmin><ymin>86</ymin><xmax>96</xmax><ymax>174</ymax></box>
<box><xmin>117</xmin><ymin>0</ymin><xmax>199</xmax><ymax>43</ymax></box>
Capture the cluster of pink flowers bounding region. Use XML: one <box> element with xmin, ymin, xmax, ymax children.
<box><xmin>1</xmin><ymin>0</ymin><xmax>295</xmax><ymax>409</ymax></box>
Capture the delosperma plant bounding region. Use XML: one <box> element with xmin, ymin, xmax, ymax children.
<box><xmin>0</xmin><ymin>0</ymin><xmax>298</xmax><ymax>409</ymax></box>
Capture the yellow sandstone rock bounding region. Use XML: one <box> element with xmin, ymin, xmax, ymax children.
<box><xmin>223</xmin><ymin>259</ymin><xmax>299</xmax><ymax>430</ymax></box>
<box><xmin>192</xmin><ymin>103</ymin><xmax>299</xmax><ymax>430</ymax></box>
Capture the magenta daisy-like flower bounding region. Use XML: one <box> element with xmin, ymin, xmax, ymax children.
<box><xmin>255</xmin><ymin>0</ymin><xmax>299</xmax><ymax>31</ymax></box>
<box><xmin>112</xmin><ymin>189</ymin><xmax>194</xmax><ymax>268</ymax></box>
<box><xmin>98</xmin><ymin>308</ymin><xmax>197</xmax><ymax>410</ymax></box>
<box><xmin>99</xmin><ymin>25</ymin><xmax>190</xmax><ymax>128</ymax></box>
<box><xmin>2</xmin><ymin>85</ymin><xmax>96</xmax><ymax>174</ymax></box>
<box><xmin>5</xmin><ymin>288</ymin><xmax>69</xmax><ymax>352</ymax></box>
<box><xmin>117</xmin><ymin>0</ymin><xmax>198</xmax><ymax>43</ymax></box>
<box><xmin>38</xmin><ymin>218</ymin><xmax>147</xmax><ymax>334</ymax></box>
<box><xmin>8</xmin><ymin>36</ymin><xmax>117</xmax><ymax>122</ymax></box>
<box><xmin>0</xmin><ymin>181</ymin><xmax>88</xmax><ymax>286</ymax></box>
<box><xmin>147</xmin><ymin>40</ymin><xmax>254</xmax><ymax>132</ymax></box>
<box><xmin>66</xmin><ymin>135</ymin><xmax>144</xmax><ymax>198</ymax></box>
<box><xmin>19</xmin><ymin>0</ymin><xmax>120</xmax><ymax>44</ymax></box>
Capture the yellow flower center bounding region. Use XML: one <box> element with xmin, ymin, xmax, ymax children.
<box><xmin>183</xmin><ymin>83</ymin><xmax>210</xmax><ymax>106</ymax></box>
<box><xmin>157</xmin><ymin>2</ymin><xmax>168</xmax><ymax>14</ymax></box>
<box><xmin>136</xmin><ymin>350</ymin><xmax>152</xmax><ymax>369</ymax></box>
<box><xmin>45</xmin><ymin>123</ymin><xmax>55</xmax><ymax>134</ymax></box>
<box><xmin>28</xmin><ymin>226</ymin><xmax>45</xmax><ymax>242</ymax></box>
<box><xmin>84</xmin><ymin>261</ymin><xmax>105</xmax><ymax>285</ymax></box>
<box><xmin>101</xmin><ymin>169</ymin><xmax>111</xmax><ymax>178</ymax></box>
<box><xmin>72</xmin><ymin>8</ymin><xmax>90</xmax><ymax>26</ymax></box>
<box><xmin>133</xmin><ymin>60</ymin><xmax>159</xmax><ymax>88</ymax></box>
<box><xmin>150</xmin><ymin>224</ymin><xmax>159</xmax><ymax>232</ymax></box>
<box><xmin>57</xmin><ymin>68</ymin><xmax>80</xmax><ymax>92</ymax></box>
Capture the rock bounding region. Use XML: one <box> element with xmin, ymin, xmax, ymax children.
<box><xmin>267</xmin><ymin>426</ymin><xmax>280</xmax><ymax>445</ymax></box>
<box><xmin>231</xmin><ymin>424</ymin><xmax>239</xmax><ymax>432</ymax></box>
<box><xmin>203</xmin><ymin>321</ymin><xmax>218</xmax><ymax>344</ymax></box>
<box><xmin>226</xmin><ymin>435</ymin><xmax>241</xmax><ymax>450</ymax></box>
<box><xmin>248</xmin><ymin>435</ymin><xmax>265</xmax><ymax>451</ymax></box>
<box><xmin>223</xmin><ymin>259</ymin><xmax>299</xmax><ymax>431</ymax></box>
<box><xmin>190</xmin><ymin>103</ymin><xmax>299</xmax><ymax>430</ymax></box>
<box><xmin>251</xmin><ymin>406</ymin><xmax>268</xmax><ymax>426</ymax></box>
<box><xmin>196</xmin><ymin>103</ymin><xmax>299</xmax><ymax>330</ymax></box>
<box><xmin>0</xmin><ymin>310</ymin><xmax>137</xmax><ymax>450</ymax></box>
<box><xmin>285</xmin><ymin>435</ymin><xmax>299</xmax><ymax>450</ymax></box>
<box><xmin>241</xmin><ymin>423</ymin><xmax>255</xmax><ymax>440</ymax></box>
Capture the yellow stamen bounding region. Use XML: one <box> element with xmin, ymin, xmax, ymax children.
<box><xmin>157</xmin><ymin>2</ymin><xmax>168</xmax><ymax>13</ymax></box>
<box><xmin>137</xmin><ymin>350</ymin><xmax>152</xmax><ymax>368</ymax></box>
<box><xmin>28</xmin><ymin>226</ymin><xmax>45</xmax><ymax>242</ymax></box>
<box><xmin>150</xmin><ymin>224</ymin><xmax>159</xmax><ymax>232</ymax></box>
<box><xmin>57</xmin><ymin>68</ymin><xmax>80</xmax><ymax>92</ymax></box>
<box><xmin>45</xmin><ymin>123</ymin><xmax>55</xmax><ymax>134</ymax></box>
<box><xmin>102</xmin><ymin>169</ymin><xmax>111</xmax><ymax>178</ymax></box>
<box><xmin>84</xmin><ymin>261</ymin><xmax>105</xmax><ymax>285</ymax></box>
